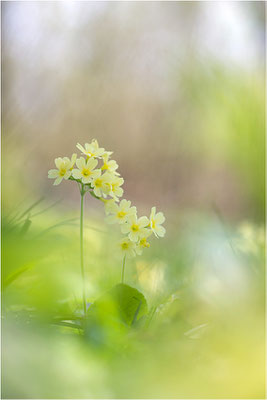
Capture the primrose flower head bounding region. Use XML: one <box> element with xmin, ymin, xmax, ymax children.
<box><xmin>121</xmin><ymin>214</ymin><xmax>150</xmax><ymax>242</ymax></box>
<box><xmin>136</xmin><ymin>230</ymin><xmax>153</xmax><ymax>255</ymax></box>
<box><xmin>48</xmin><ymin>154</ymin><xmax>77</xmax><ymax>186</ymax></box>
<box><xmin>104</xmin><ymin>198</ymin><xmax>117</xmax><ymax>215</ymax></box>
<box><xmin>108</xmin><ymin>173</ymin><xmax>124</xmax><ymax>201</ymax></box>
<box><xmin>101</xmin><ymin>153</ymin><xmax>119</xmax><ymax>175</ymax></box>
<box><xmin>118</xmin><ymin>237</ymin><xmax>136</xmax><ymax>258</ymax></box>
<box><xmin>48</xmin><ymin>139</ymin><xmax>166</xmax><ymax>265</ymax></box>
<box><xmin>72</xmin><ymin>157</ymin><xmax>99</xmax><ymax>184</ymax></box>
<box><xmin>76</xmin><ymin>139</ymin><xmax>105</xmax><ymax>159</ymax></box>
<box><xmin>91</xmin><ymin>171</ymin><xmax>111</xmax><ymax>198</ymax></box>
<box><xmin>150</xmin><ymin>207</ymin><xmax>166</xmax><ymax>238</ymax></box>
<box><xmin>106</xmin><ymin>199</ymin><xmax>137</xmax><ymax>224</ymax></box>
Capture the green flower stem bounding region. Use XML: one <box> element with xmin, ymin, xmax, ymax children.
<box><xmin>80</xmin><ymin>185</ymin><xmax>87</xmax><ymax>317</ymax></box>
<box><xmin>121</xmin><ymin>255</ymin><xmax>126</xmax><ymax>284</ymax></box>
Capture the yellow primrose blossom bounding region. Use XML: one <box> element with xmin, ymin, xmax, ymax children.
<box><xmin>76</xmin><ymin>139</ymin><xmax>105</xmax><ymax>159</ymax></box>
<box><xmin>136</xmin><ymin>230</ymin><xmax>153</xmax><ymax>255</ymax></box>
<box><xmin>106</xmin><ymin>199</ymin><xmax>137</xmax><ymax>224</ymax></box>
<box><xmin>48</xmin><ymin>154</ymin><xmax>77</xmax><ymax>186</ymax></box>
<box><xmin>72</xmin><ymin>157</ymin><xmax>99</xmax><ymax>184</ymax></box>
<box><xmin>91</xmin><ymin>171</ymin><xmax>111</xmax><ymax>198</ymax></box>
<box><xmin>104</xmin><ymin>198</ymin><xmax>117</xmax><ymax>215</ymax></box>
<box><xmin>107</xmin><ymin>174</ymin><xmax>124</xmax><ymax>201</ymax></box>
<box><xmin>101</xmin><ymin>153</ymin><xmax>119</xmax><ymax>174</ymax></box>
<box><xmin>150</xmin><ymin>207</ymin><xmax>166</xmax><ymax>238</ymax></box>
<box><xmin>121</xmin><ymin>214</ymin><xmax>150</xmax><ymax>242</ymax></box>
<box><xmin>118</xmin><ymin>237</ymin><xmax>136</xmax><ymax>258</ymax></box>
<box><xmin>103</xmin><ymin>150</ymin><xmax>113</xmax><ymax>157</ymax></box>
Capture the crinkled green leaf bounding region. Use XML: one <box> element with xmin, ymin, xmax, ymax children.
<box><xmin>92</xmin><ymin>283</ymin><xmax>148</xmax><ymax>326</ymax></box>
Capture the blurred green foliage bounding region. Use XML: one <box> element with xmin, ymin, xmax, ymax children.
<box><xmin>2</xmin><ymin>199</ymin><xmax>265</xmax><ymax>398</ymax></box>
<box><xmin>178</xmin><ymin>65</ymin><xmax>265</xmax><ymax>220</ymax></box>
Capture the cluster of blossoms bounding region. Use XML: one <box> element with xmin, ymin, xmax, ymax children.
<box><xmin>48</xmin><ymin>139</ymin><xmax>166</xmax><ymax>258</ymax></box>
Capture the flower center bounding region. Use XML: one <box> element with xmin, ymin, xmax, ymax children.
<box><xmin>151</xmin><ymin>219</ymin><xmax>156</xmax><ymax>229</ymax></box>
<box><xmin>117</xmin><ymin>211</ymin><xmax>126</xmax><ymax>219</ymax></box>
<box><xmin>131</xmin><ymin>224</ymin><xmax>139</xmax><ymax>232</ymax></box>
<box><xmin>94</xmin><ymin>178</ymin><xmax>102</xmax><ymax>187</ymax></box>
<box><xmin>140</xmin><ymin>238</ymin><xmax>150</xmax><ymax>248</ymax></box>
<box><xmin>82</xmin><ymin>168</ymin><xmax>91</xmax><ymax>177</ymax></box>
<box><xmin>101</xmin><ymin>163</ymin><xmax>109</xmax><ymax>170</ymax></box>
<box><xmin>121</xmin><ymin>242</ymin><xmax>129</xmax><ymax>250</ymax></box>
<box><xmin>59</xmin><ymin>168</ymin><xmax>66</xmax><ymax>176</ymax></box>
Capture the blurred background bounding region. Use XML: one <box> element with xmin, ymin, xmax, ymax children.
<box><xmin>2</xmin><ymin>2</ymin><xmax>265</xmax><ymax>399</ymax></box>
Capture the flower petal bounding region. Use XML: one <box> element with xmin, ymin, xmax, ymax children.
<box><xmin>77</xmin><ymin>157</ymin><xmax>87</xmax><ymax>170</ymax></box>
<box><xmin>121</xmin><ymin>224</ymin><xmax>130</xmax><ymax>234</ymax></box>
<box><xmin>155</xmin><ymin>212</ymin><xmax>165</xmax><ymax>224</ymax></box>
<box><xmin>48</xmin><ymin>169</ymin><xmax>59</xmax><ymax>178</ymax></box>
<box><xmin>155</xmin><ymin>225</ymin><xmax>166</xmax><ymax>238</ymax></box>
<box><xmin>54</xmin><ymin>176</ymin><xmax>63</xmax><ymax>186</ymax></box>
<box><xmin>87</xmin><ymin>157</ymin><xmax>98</xmax><ymax>170</ymax></box>
<box><xmin>70</xmin><ymin>153</ymin><xmax>77</xmax><ymax>168</ymax></box>
<box><xmin>63</xmin><ymin>171</ymin><xmax>71</xmax><ymax>180</ymax></box>
<box><xmin>138</xmin><ymin>216</ymin><xmax>150</xmax><ymax>228</ymax></box>
<box><xmin>91</xmin><ymin>169</ymin><xmax>101</xmax><ymax>180</ymax></box>
<box><xmin>77</xmin><ymin>143</ymin><xmax>86</xmax><ymax>153</ymax></box>
<box><xmin>82</xmin><ymin>176</ymin><xmax>92</xmax><ymax>184</ymax></box>
<box><xmin>72</xmin><ymin>169</ymin><xmax>82</xmax><ymax>179</ymax></box>
<box><xmin>55</xmin><ymin>158</ymin><xmax>63</xmax><ymax>169</ymax></box>
<box><xmin>129</xmin><ymin>232</ymin><xmax>139</xmax><ymax>242</ymax></box>
<box><xmin>150</xmin><ymin>206</ymin><xmax>156</xmax><ymax>220</ymax></box>
<box><xmin>120</xmin><ymin>199</ymin><xmax>130</xmax><ymax>209</ymax></box>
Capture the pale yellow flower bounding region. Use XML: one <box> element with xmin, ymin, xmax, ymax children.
<box><xmin>76</xmin><ymin>139</ymin><xmax>105</xmax><ymax>159</ymax></box>
<box><xmin>107</xmin><ymin>173</ymin><xmax>124</xmax><ymax>201</ymax></box>
<box><xmin>103</xmin><ymin>150</ymin><xmax>113</xmax><ymax>157</ymax></box>
<box><xmin>150</xmin><ymin>207</ymin><xmax>166</xmax><ymax>238</ymax></box>
<box><xmin>104</xmin><ymin>198</ymin><xmax>117</xmax><ymax>215</ymax></box>
<box><xmin>91</xmin><ymin>171</ymin><xmax>111</xmax><ymax>198</ymax></box>
<box><xmin>118</xmin><ymin>237</ymin><xmax>136</xmax><ymax>258</ymax></box>
<box><xmin>72</xmin><ymin>157</ymin><xmax>99</xmax><ymax>184</ymax></box>
<box><xmin>136</xmin><ymin>230</ymin><xmax>153</xmax><ymax>255</ymax></box>
<box><xmin>48</xmin><ymin>154</ymin><xmax>77</xmax><ymax>186</ymax></box>
<box><xmin>106</xmin><ymin>199</ymin><xmax>137</xmax><ymax>224</ymax></box>
<box><xmin>121</xmin><ymin>214</ymin><xmax>150</xmax><ymax>242</ymax></box>
<box><xmin>101</xmin><ymin>153</ymin><xmax>119</xmax><ymax>174</ymax></box>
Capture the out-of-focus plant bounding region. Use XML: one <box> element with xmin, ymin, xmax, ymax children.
<box><xmin>48</xmin><ymin>138</ymin><xmax>166</xmax><ymax>318</ymax></box>
<box><xmin>234</xmin><ymin>221</ymin><xmax>264</xmax><ymax>256</ymax></box>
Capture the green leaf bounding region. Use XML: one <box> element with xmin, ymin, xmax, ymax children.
<box><xmin>16</xmin><ymin>197</ymin><xmax>44</xmax><ymax>222</ymax></box>
<box><xmin>84</xmin><ymin>284</ymin><xmax>148</xmax><ymax>349</ymax></box>
<box><xmin>92</xmin><ymin>283</ymin><xmax>148</xmax><ymax>326</ymax></box>
<box><xmin>2</xmin><ymin>262</ymin><xmax>35</xmax><ymax>289</ymax></box>
<box><xmin>20</xmin><ymin>218</ymin><xmax>32</xmax><ymax>236</ymax></box>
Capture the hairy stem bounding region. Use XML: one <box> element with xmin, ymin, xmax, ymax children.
<box><xmin>121</xmin><ymin>255</ymin><xmax>126</xmax><ymax>284</ymax></box>
<box><xmin>80</xmin><ymin>187</ymin><xmax>87</xmax><ymax>317</ymax></box>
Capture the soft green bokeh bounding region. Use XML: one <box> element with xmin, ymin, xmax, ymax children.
<box><xmin>2</xmin><ymin>203</ymin><xmax>265</xmax><ymax>398</ymax></box>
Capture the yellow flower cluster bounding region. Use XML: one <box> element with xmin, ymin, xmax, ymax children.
<box><xmin>48</xmin><ymin>139</ymin><xmax>122</xmax><ymax>198</ymax></box>
<box><xmin>105</xmin><ymin>200</ymin><xmax>165</xmax><ymax>257</ymax></box>
<box><xmin>48</xmin><ymin>139</ymin><xmax>166</xmax><ymax>257</ymax></box>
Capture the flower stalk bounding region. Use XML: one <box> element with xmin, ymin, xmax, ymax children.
<box><xmin>79</xmin><ymin>184</ymin><xmax>87</xmax><ymax>317</ymax></box>
<box><xmin>121</xmin><ymin>255</ymin><xmax>126</xmax><ymax>284</ymax></box>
